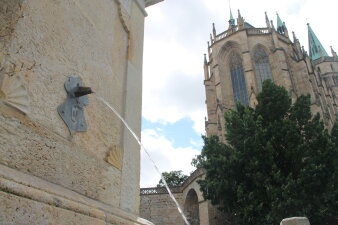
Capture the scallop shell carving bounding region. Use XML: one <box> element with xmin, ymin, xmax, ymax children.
<box><xmin>0</xmin><ymin>74</ymin><xmax>30</xmax><ymax>114</ymax></box>
<box><xmin>106</xmin><ymin>145</ymin><xmax>123</xmax><ymax>170</ymax></box>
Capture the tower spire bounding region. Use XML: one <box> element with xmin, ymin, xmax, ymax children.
<box><xmin>292</xmin><ymin>31</ymin><xmax>303</xmax><ymax>59</ymax></box>
<box><xmin>212</xmin><ymin>23</ymin><xmax>216</xmax><ymax>37</ymax></box>
<box><xmin>237</xmin><ymin>9</ymin><xmax>241</xmax><ymax>19</ymax></box>
<box><xmin>292</xmin><ymin>31</ymin><xmax>297</xmax><ymax>43</ymax></box>
<box><xmin>307</xmin><ymin>23</ymin><xmax>328</xmax><ymax>60</ymax></box>
<box><xmin>283</xmin><ymin>22</ymin><xmax>289</xmax><ymax>37</ymax></box>
<box><xmin>203</xmin><ymin>54</ymin><xmax>209</xmax><ymax>80</ymax></box>
<box><xmin>331</xmin><ymin>46</ymin><xmax>337</xmax><ymax>57</ymax></box>
<box><xmin>276</xmin><ymin>12</ymin><xmax>285</xmax><ymax>34</ymax></box>
<box><xmin>270</xmin><ymin>20</ymin><xmax>275</xmax><ymax>30</ymax></box>
<box><xmin>265</xmin><ymin>12</ymin><xmax>270</xmax><ymax>28</ymax></box>
<box><xmin>237</xmin><ymin>9</ymin><xmax>244</xmax><ymax>28</ymax></box>
<box><xmin>228</xmin><ymin>1</ymin><xmax>235</xmax><ymax>27</ymax></box>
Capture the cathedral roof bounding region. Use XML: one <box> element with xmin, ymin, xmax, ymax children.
<box><xmin>244</xmin><ymin>22</ymin><xmax>255</xmax><ymax>29</ymax></box>
<box><xmin>277</xmin><ymin>13</ymin><xmax>283</xmax><ymax>29</ymax></box>
<box><xmin>276</xmin><ymin>13</ymin><xmax>286</xmax><ymax>34</ymax></box>
<box><xmin>307</xmin><ymin>23</ymin><xmax>328</xmax><ymax>60</ymax></box>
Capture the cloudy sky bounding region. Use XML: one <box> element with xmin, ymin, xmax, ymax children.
<box><xmin>140</xmin><ymin>0</ymin><xmax>338</xmax><ymax>187</ymax></box>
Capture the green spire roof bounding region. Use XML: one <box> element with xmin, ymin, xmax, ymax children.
<box><xmin>229</xmin><ymin>8</ymin><xmax>235</xmax><ymax>26</ymax></box>
<box><xmin>308</xmin><ymin>23</ymin><xmax>328</xmax><ymax>60</ymax></box>
<box><xmin>276</xmin><ymin>13</ymin><xmax>285</xmax><ymax>34</ymax></box>
<box><xmin>276</xmin><ymin>13</ymin><xmax>283</xmax><ymax>29</ymax></box>
<box><xmin>230</xmin><ymin>8</ymin><xmax>234</xmax><ymax>20</ymax></box>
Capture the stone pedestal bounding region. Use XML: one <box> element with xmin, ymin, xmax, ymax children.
<box><xmin>280</xmin><ymin>217</ymin><xmax>310</xmax><ymax>225</ymax></box>
<box><xmin>0</xmin><ymin>164</ymin><xmax>152</xmax><ymax>225</ymax></box>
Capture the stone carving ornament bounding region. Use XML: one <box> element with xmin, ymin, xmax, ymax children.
<box><xmin>0</xmin><ymin>74</ymin><xmax>30</xmax><ymax>114</ymax></box>
<box><xmin>106</xmin><ymin>145</ymin><xmax>123</xmax><ymax>170</ymax></box>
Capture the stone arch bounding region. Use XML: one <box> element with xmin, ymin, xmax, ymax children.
<box><xmin>252</xmin><ymin>43</ymin><xmax>271</xmax><ymax>54</ymax></box>
<box><xmin>217</xmin><ymin>40</ymin><xmax>241</xmax><ymax>60</ymax></box>
<box><xmin>184</xmin><ymin>189</ymin><xmax>200</xmax><ymax>225</ymax></box>
<box><xmin>181</xmin><ymin>169</ymin><xmax>230</xmax><ymax>225</ymax></box>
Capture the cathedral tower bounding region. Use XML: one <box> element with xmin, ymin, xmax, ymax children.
<box><xmin>204</xmin><ymin>12</ymin><xmax>338</xmax><ymax>140</ymax></box>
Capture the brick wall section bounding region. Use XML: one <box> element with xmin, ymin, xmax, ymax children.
<box><xmin>140</xmin><ymin>168</ymin><xmax>229</xmax><ymax>225</ymax></box>
<box><xmin>140</xmin><ymin>192</ymin><xmax>185</xmax><ymax>225</ymax></box>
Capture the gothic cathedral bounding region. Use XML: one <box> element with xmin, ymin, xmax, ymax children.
<box><xmin>204</xmin><ymin>10</ymin><xmax>338</xmax><ymax>140</ymax></box>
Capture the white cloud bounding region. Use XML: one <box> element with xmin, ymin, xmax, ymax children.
<box><xmin>140</xmin><ymin>129</ymin><xmax>200</xmax><ymax>187</ymax></box>
<box><xmin>190</xmin><ymin>138</ymin><xmax>204</xmax><ymax>149</ymax></box>
<box><xmin>142</xmin><ymin>68</ymin><xmax>206</xmax><ymax>133</ymax></box>
<box><xmin>143</xmin><ymin>0</ymin><xmax>211</xmax><ymax>136</ymax></box>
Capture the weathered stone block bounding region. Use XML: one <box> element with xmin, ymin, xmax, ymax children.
<box><xmin>0</xmin><ymin>0</ymin><xmax>162</xmax><ymax>223</ymax></box>
<box><xmin>280</xmin><ymin>217</ymin><xmax>310</xmax><ymax>225</ymax></box>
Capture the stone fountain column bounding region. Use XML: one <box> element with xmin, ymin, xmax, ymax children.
<box><xmin>0</xmin><ymin>0</ymin><xmax>161</xmax><ymax>224</ymax></box>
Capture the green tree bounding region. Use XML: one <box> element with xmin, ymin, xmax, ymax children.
<box><xmin>157</xmin><ymin>170</ymin><xmax>188</xmax><ymax>187</ymax></box>
<box><xmin>193</xmin><ymin>80</ymin><xmax>338</xmax><ymax>225</ymax></box>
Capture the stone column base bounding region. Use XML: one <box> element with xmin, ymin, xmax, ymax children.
<box><xmin>0</xmin><ymin>164</ymin><xmax>153</xmax><ymax>225</ymax></box>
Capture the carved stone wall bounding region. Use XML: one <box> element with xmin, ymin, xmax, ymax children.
<box><xmin>0</xmin><ymin>0</ymin><xmax>159</xmax><ymax>224</ymax></box>
<box><xmin>140</xmin><ymin>192</ymin><xmax>185</xmax><ymax>225</ymax></box>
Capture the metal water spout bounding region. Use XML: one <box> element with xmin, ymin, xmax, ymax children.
<box><xmin>74</xmin><ymin>86</ymin><xmax>94</xmax><ymax>97</ymax></box>
<box><xmin>57</xmin><ymin>76</ymin><xmax>93</xmax><ymax>134</ymax></box>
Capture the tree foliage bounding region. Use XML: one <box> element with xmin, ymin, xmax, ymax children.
<box><xmin>193</xmin><ymin>80</ymin><xmax>338</xmax><ymax>225</ymax></box>
<box><xmin>157</xmin><ymin>170</ymin><xmax>188</xmax><ymax>187</ymax></box>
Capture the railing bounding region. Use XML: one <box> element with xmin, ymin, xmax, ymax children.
<box><xmin>247</xmin><ymin>28</ymin><xmax>271</xmax><ymax>35</ymax></box>
<box><xmin>313</xmin><ymin>56</ymin><xmax>338</xmax><ymax>65</ymax></box>
<box><xmin>140</xmin><ymin>186</ymin><xmax>182</xmax><ymax>195</ymax></box>
<box><xmin>214</xmin><ymin>27</ymin><xmax>239</xmax><ymax>42</ymax></box>
<box><xmin>214</xmin><ymin>30</ymin><xmax>229</xmax><ymax>42</ymax></box>
<box><xmin>213</xmin><ymin>27</ymin><xmax>271</xmax><ymax>43</ymax></box>
<box><xmin>140</xmin><ymin>168</ymin><xmax>206</xmax><ymax>195</ymax></box>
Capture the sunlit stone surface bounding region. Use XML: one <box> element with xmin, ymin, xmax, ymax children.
<box><xmin>0</xmin><ymin>0</ymin><xmax>160</xmax><ymax>224</ymax></box>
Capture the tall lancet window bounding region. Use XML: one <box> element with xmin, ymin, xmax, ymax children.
<box><xmin>229</xmin><ymin>52</ymin><xmax>248</xmax><ymax>106</ymax></box>
<box><xmin>254</xmin><ymin>47</ymin><xmax>273</xmax><ymax>90</ymax></box>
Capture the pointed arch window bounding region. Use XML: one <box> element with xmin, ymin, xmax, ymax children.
<box><xmin>229</xmin><ymin>52</ymin><xmax>248</xmax><ymax>106</ymax></box>
<box><xmin>254</xmin><ymin>47</ymin><xmax>273</xmax><ymax>90</ymax></box>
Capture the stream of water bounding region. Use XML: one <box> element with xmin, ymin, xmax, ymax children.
<box><xmin>96</xmin><ymin>95</ymin><xmax>190</xmax><ymax>225</ymax></box>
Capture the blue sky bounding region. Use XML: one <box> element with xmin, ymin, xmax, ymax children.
<box><xmin>140</xmin><ymin>117</ymin><xmax>204</xmax><ymax>188</ymax></box>
<box><xmin>140</xmin><ymin>0</ymin><xmax>338</xmax><ymax>187</ymax></box>
<box><xmin>142</xmin><ymin>117</ymin><xmax>203</xmax><ymax>149</ymax></box>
